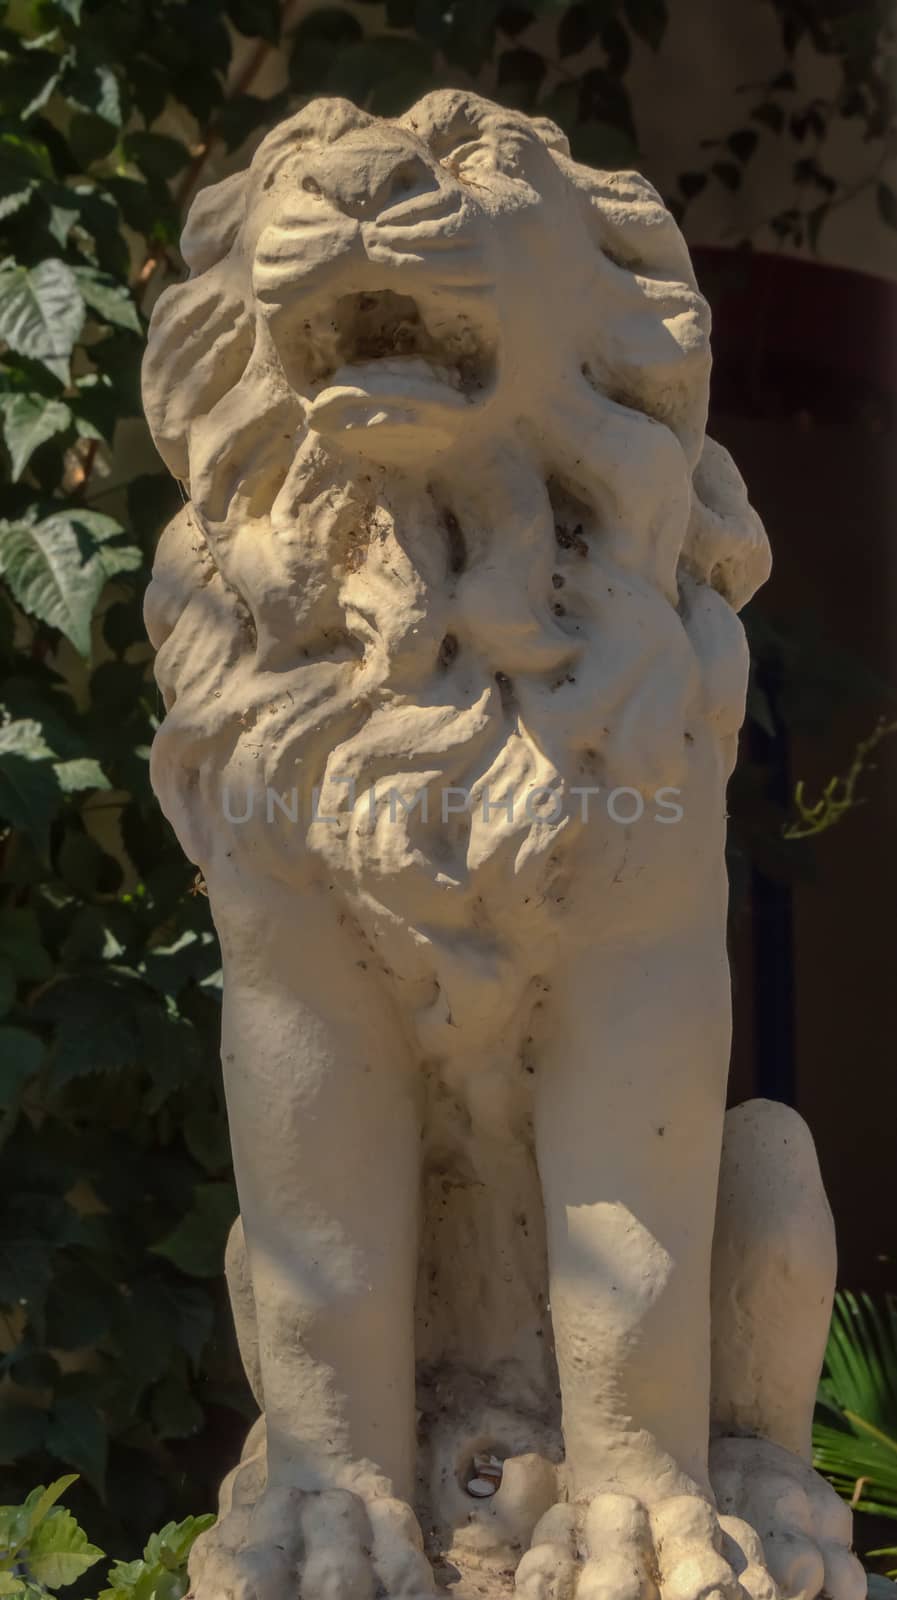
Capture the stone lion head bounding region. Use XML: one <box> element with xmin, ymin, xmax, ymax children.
<box><xmin>143</xmin><ymin>91</ymin><xmax>770</xmax><ymax>1039</ymax></box>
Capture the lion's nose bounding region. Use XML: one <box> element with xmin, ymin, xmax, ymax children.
<box><xmin>302</xmin><ymin>138</ymin><xmax>440</xmax><ymax>220</ymax></box>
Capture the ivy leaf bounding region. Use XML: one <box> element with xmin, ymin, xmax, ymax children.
<box><xmin>728</xmin><ymin>128</ymin><xmax>759</xmax><ymax>163</ymax></box>
<box><xmin>877</xmin><ymin>182</ymin><xmax>897</xmax><ymax>229</ymax></box>
<box><xmin>623</xmin><ymin>0</ymin><xmax>668</xmax><ymax>50</ymax></box>
<box><xmin>55</xmin><ymin>755</ymin><xmax>109</xmax><ymax>793</ymax></box>
<box><xmin>0</xmin><ymin>1025</ymin><xmax>45</xmax><ymax>1106</ymax></box>
<box><xmin>0</xmin><ymin>718</ymin><xmax>63</xmax><ymax>844</ymax></box>
<box><xmin>35</xmin><ymin>975</ymin><xmax>142</xmax><ymax>1084</ymax></box>
<box><xmin>751</xmin><ymin>101</ymin><xmax>785</xmax><ymax>134</ymax></box>
<box><xmin>68</xmin><ymin>110</ymin><xmax>119</xmax><ymax>167</ymax></box>
<box><xmin>152</xmin><ymin>1183</ymin><xmax>237</xmax><ymax>1278</ymax></box>
<box><xmin>45</xmin><ymin>1399</ymin><xmax>108</xmax><ymax>1496</ymax></box>
<box><xmin>679</xmin><ymin>171</ymin><xmax>708</xmax><ymax>200</ymax></box>
<box><xmin>0</xmin><ymin>133</ymin><xmax>53</xmax><ymax>220</ymax></box>
<box><xmin>70</xmin><ymin>372</ymin><xmax>119</xmax><ymax>444</ymax></box>
<box><xmin>572</xmin><ymin>118</ymin><xmax>637</xmax><ymax>167</ymax></box>
<box><xmin>496</xmin><ymin>46</ymin><xmax>547</xmax><ymax>108</ymax></box>
<box><xmin>62</xmin><ymin>57</ymin><xmax>123</xmax><ymax>125</ymax></box>
<box><xmin>558</xmin><ymin>3</ymin><xmax>607</xmax><ymax>57</ymax></box>
<box><xmin>0</xmin><ymin>1404</ymin><xmax>48</xmax><ymax>1460</ymax></box>
<box><xmin>286</xmin><ymin>3</ymin><xmax>364</xmax><ymax>98</ymax></box>
<box><xmin>713</xmin><ymin>161</ymin><xmax>742</xmax><ymax>191</ymax></box>
<box><xmin>0</xmin><ymin>958</ymin><xmax>14</xmax><ymax>1018</ymax></box>
<box><xmin>73</xmin><ymin>267</ymin><xmax>141</xmax><ymax>333</ymax></box>
<box><xmin>151</xmin><ymin>1370</ymin><xmax>204</xmax><ymax>1439</ymax></box>
<box><xmin>0</xmin><ymin>260</ymin><xmax>84</xmax><ymax>384</ymax></box>
<box><xmin>0</xmin><ymin>395</ymin><xmax>72</xmax><ymax>480</ymax></box>
<box><xmin>122</xmin><ymin>130</ymin><xmax>189</xmax><ymax>180</ymax></box>
<box><xmin>227</xmin><ymin>0</ymin><xmax>281</xmax><ymax>42</ymax></box>
<box><xmin>0</xmin><ymin>908</ymin><xmax>52</xmax><ymax>982</ymax></box>
<box><xmin>217</xmin><ymin>91</ymin><xmax>287</xmax><ymax>153</ymax></box>
<box><xmin>0</xmin><ymin>508</ymin><xmax>141</xmax><ymax>657</ymax></box>
<box><xmin>25</xmin><ymin>1502</ymin><xmax>104</xmax><ymax>1586</ymax></box>
<box><xmin>33</xmin><ymin>0</ymin><xmax>81</xmax><ymax>18</ymax></box>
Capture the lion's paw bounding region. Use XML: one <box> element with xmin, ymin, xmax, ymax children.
<box><xmin>187</xmin><ymin>1485</ymin><xmax>436</xmax><ymax>1600</ymax></box>
<box><xmin>710</xmin><ymin>1436</ymin><xmax>866</xmax><ymax>1600</ymax></box>
<box><xmin>515</xmin><ymin>1489</ymin><xmax>780</xmax><ymax>1600</ymax></box>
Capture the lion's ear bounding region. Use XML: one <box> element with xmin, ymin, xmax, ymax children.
<box><xmin>143</xmin><ymin>170</ymin><xmax>255</xmax><ymax>483</ymax></box>
<box><xmin>180</xmin><ymin>170</ymin><xmax>248</xmax><ymax>273</ymax></box>
<box><xmin>143</xmin><ymin>269</ymin><xmax>255</xmax><ymax>482</ymax></box>
<box><xmin>567</xmin><ymin>163</ymin><xmax>699</xmax><ymax>289</ymax></box>
<box><xmin>530</xmin><ymin>116</ymin><xmax>571</xmax><ymax>157</ymax></box>
<box><xmin>684</xmin><ymin>437</ymin><xmax>771</xmax><ymax>610</ymax></box>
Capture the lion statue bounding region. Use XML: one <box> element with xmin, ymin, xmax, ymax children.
<box><xmin>142</xmin><ymin>91</ymin><xmax>864</xmax><ymax>1600</ymax></box>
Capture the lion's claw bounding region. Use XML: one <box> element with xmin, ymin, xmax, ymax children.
<box><xmin>517</xmin><ymin>1490</ymin><xmax>760</xmax><ymax>1600</ymax></box>
<box><xmin>710</xmin><ymin>1437</ymin><xmax>866</xmax><ymax>1600</ymax></box>
<box><xmin>187</xmin><ymin>1485</ymin><xmax>435</xmax><ymax>1600</ymax></box>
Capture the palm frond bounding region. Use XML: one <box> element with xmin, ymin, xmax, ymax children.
<box><xmin>867</xmin><ymin>1549</ymin><xmax>897</xmax><ymax>1580</ymax></box>
<box><xmin>813</xmin><ymin>1293</ymin><xmax>897</xmax><ymax>1521</ymax></box>
<box><xmin>823</xmin><ymin>1294</ymin><xmax>897</xmax><ymax>1431</ymax></box>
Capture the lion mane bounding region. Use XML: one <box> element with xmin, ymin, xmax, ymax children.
<box><xmin>142</xmin><ymin>90</ymin><xmax>769</xmax><ymax>1043</ymax></box>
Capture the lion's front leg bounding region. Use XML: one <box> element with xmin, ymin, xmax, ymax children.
<box><xmin>520</xmin><ymin>929</ymin><xmax>764</xmax><ymax>1600</ymax></box>
<box><xmin>188</xmin><ymin>868</ymin><xmax>434</xmax><ymax>1600</ymax></box>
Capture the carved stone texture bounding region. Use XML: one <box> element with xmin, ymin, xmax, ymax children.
<box><xmin>142</xmin><ymin>91</ymin><xmax>863</xmax><ymax>1600</ymax></box>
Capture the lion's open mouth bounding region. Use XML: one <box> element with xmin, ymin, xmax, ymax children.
<box><xmin>294</xmin><ymin>288</ymin><xmax>495</xmax><ymax>425</ymax></box>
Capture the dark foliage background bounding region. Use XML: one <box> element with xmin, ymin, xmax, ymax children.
<box><xmin>0</xmin><ymin>0</ymin><xmax>893</xmax><ymax>1557</ymax></box>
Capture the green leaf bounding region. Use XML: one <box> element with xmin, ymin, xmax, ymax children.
<box><xmin>152</xmin><ymin>1183</ymin><xmax>237</xmax><ymax>1277</ymax></box>
<box><xmin>0</xmin><ymin>509</ymin><xmax>140</xmax><ymax>657</ymax></box>
<box><xmin>142</xmin><ymin>1513</ymin><xmax>215</xmax><ymax>1568</ymax></box>
<box><xmin>73</xmin><ymin>268</ymin><xmax>141</xmax><ymax>333</ymax></box>
<box><xmin>26</xmin><ymin>1502</ymin><xmax>104</xmax><ymax>1587</ymax></box>
<box><xmin>0</xmin><ymin>260</ymin><xmax>84</xmax><ymax>385</ymax></box>
<box><xmin>22</xmin><ymin>1476</ymin><xmax>79</xmax><ymax>1537</ymax></box>
<box><xmin>0</xmin><ymin>395</ymin><xmax>72</xmax><ymax>480</ymax></box>
<box><xmin>98</xmin><ymin>1513</ymin><xmax>214</xmax><ymax>1600</ymax></box>
<box><xmin>878</xmin><ymin>182</ymin><xmax>897</xmax><ymax>230</ymax></box>
<box><xmin>0</xmin><ymin>1026</ymin><xmax>45</xmax><ymax>1106</ymax></box>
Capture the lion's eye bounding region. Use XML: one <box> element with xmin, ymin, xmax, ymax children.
<box><xmin>302</xmin><ymin>176</ymin><xmax>323</xmax><ymax>196</ymax></box>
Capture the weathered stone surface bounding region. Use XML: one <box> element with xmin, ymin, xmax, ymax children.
<box><xmin>142</xmin><ymin>90</ymin><xmax>861</xmax><ymax>1600</ymax></box>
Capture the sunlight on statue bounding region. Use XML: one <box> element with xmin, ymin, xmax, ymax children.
<box><xmin>142</xmin><ymin>89</ymin><xmax>862</xmax><ymax>1600</ymax></box>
